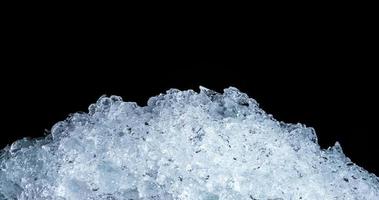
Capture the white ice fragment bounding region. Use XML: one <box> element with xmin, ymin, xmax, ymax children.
<box><xmin>0</xmin><ymin>87</ymin><xmax>378</xmax><ymax>199</ymax></box>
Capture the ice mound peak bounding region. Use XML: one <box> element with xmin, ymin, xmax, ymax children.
<box><xmin>1</xmin><ymin>87</ymin><xmax>378</xmax><ymax>199</ymax></box>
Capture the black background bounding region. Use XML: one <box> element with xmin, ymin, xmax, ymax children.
<box><xmin>1</xmin><ymin>11</ymin><xmax>378</xmax><ymax>176</ymax></box>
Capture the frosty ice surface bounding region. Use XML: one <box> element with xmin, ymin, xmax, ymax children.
<box><xmin>1</xmin><ymin>87</ymin><xmax>378</xmax><ymax>199</ymax></box>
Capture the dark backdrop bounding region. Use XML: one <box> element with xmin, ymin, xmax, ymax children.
<box><xmin>1</xmin><ymin>15</ymin><xmax>377</xmax><ymax>175</ymax></box>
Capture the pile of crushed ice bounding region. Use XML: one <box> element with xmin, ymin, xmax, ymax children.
<box><xmin>0</xmin><ymin>87</ymin><xmax>378</xmax><ymax>199</ymax></box>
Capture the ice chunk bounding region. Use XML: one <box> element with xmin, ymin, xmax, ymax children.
<box><xmin>0</xmin><ymin>87</ymin><xmax>378</xmax><ymax>199</ymax></box>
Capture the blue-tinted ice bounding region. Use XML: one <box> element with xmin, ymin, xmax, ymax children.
<box><xmin>1</xmin><ymin>87</ymin><xmax>378</xmax><ymax>199</ymax></box>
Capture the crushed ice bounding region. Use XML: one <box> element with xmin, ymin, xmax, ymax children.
<box><xmin>1</xmin><ymin>87</ymin><xmax>378</xmax><ymax>199</ymax></box>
